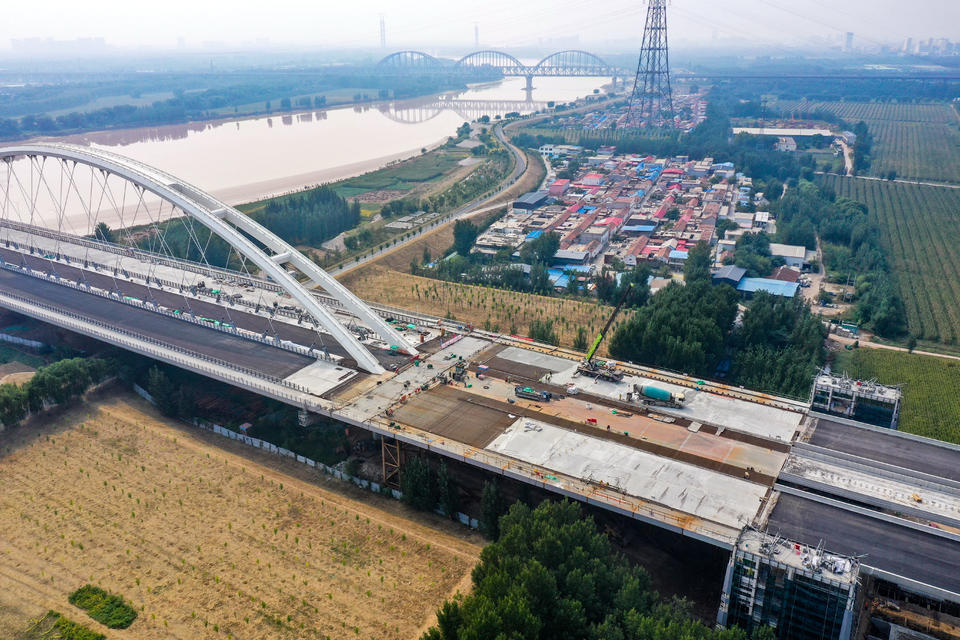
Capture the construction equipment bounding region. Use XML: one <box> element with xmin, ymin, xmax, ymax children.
<box><xmin>628</xmin><ymin>383</ymin><xmax>685</xmax><ymax>408</ymax></box>
<box><xmin>451</xmin><ymin>360</ymin><xmax>468</xmax><ymax>383</ymax></box>
<box><xmin>515</xmin><ymin>386</ymin><xmax>552</xmax><ymax>402</ymax></box>
<box><xmin>577</xmin><ymin>283</ymin><xmax>633</xmax><ymax>382</ymax></box>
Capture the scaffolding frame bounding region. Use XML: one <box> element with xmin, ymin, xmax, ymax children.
<box><xmin>381</xmin><ymin>436</ymin><xmax>402</xmax><ymax>490</ymax></box>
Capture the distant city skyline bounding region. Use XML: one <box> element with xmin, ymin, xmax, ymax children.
<box><xmin>3</xmin><ymin>1</ymin><xmax>960</xmax><ymax>53</ymax></box>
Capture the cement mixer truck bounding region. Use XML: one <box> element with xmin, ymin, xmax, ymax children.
<box><xmin>629</xmin><ymin>383</ymin><xmax>685</xmax><ymax>408</ymax></box>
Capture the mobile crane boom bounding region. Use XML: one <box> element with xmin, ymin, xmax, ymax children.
<box><xmin>585</xmin><ymin>283</ymin><xmax>633</xmax><ymax>363</ymax></box>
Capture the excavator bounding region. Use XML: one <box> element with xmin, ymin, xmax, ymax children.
<box><xmin>576</xmin><ymin>283</ymin><xmax>633</xmax><ymax>383</ymax></box>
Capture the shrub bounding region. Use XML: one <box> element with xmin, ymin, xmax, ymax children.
<box><xmin>68</xmin><ymin>584</ymin><xmax>138</xmax><ymax>629</ymax></box>
<box><xmin>48</xmin><ymin>611</ymin><xmax>106</xmax><ymax>640</ymax></box>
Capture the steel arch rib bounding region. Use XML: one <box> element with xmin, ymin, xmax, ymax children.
<box><xmin>376</xmin><ymin>50</ymin><xmax>441</xmax><ymax>67</ymax></box>
<box><xmin>454</xmin><ymin>50</ymin><xmax>527</xmax><ymax>71</ymax></box>
<box><xmin>532</xmin><ymin>50</ymin><xmax>614</xmax><ymax>73</ymax></box>
<box><xmin>0</xmin><ymin>143</ymin><xmax>418</xmax><ymax>374</ymax></box>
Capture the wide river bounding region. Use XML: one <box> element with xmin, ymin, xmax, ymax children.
<box><xmin>39</xmin><ymin>76</ymin><xmax>606</xmax><ymax>208</ymax></box>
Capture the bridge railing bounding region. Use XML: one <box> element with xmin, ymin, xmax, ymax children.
<box><xmin>0</xmin><ymin>253</ymin><xmax>336</xmax><ymax>362</ymax></box>
<box><xmin>0</xmin><ymin>273</ymin><xmax>326</xmax><ymax>398</ymax></box>
<box><xmin>0</xmin><ymin>218</ymin><xmax>282</xmax><ymax>292</ymax></box>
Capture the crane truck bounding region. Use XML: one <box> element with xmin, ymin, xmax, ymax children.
<box><xmin>576</xmin><ymin>283</ymin><xmax>633</xmax><ymax>383</ymax></box>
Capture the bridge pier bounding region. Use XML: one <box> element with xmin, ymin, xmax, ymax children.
<box><xmin>524</xmin><ymin>74</ymin><xmax>534</xmax><ymax>93</ymax></box>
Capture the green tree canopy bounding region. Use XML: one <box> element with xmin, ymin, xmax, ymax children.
<box><xmin>453</xmin><ymin>220</ymin><xmax>479</xmax><ymax>258</ymax></box>
<box><xmin>422</xmin><ymin>499</ymin><xmax>757</xmax><ymax>640</ymax></box>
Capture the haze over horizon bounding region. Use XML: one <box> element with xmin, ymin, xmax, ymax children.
<box><xmin>4</xmin><ymin>0</ymin><xmax>960</xmax><ymax>54</ymax></box>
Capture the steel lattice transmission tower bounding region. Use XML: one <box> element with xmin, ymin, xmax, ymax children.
<box><xmin>628</xmin><ymin>0</ymin><xmax>674</xmax><ymax>129</ymax></box>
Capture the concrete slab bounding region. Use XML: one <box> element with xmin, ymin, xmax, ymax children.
<box><xmin>337</xmin><ymin>334</ymin><xmax>490</xmax><ymax>423</ymax></box>
<box><xmin>486</xmin><ymin>417</ymin><xmax>768</xmax><ymax>529</ymax></box>
<box><xmin>283</xmin><ymin>360</ymin><xmax>357</xmax><ymax>397</ymax></box>
<box><xmin>782</xmin><ymin>454</ymin><xmax>960</xmax><ymax>529</ymax></box>
<box><xmin>550</xmin><ymin>367</ymin><xmax>802</xmax><ymax>443</ymax></box>
<box><xmin>496</xmin><ymin>346</ymin><xmax>576</xmax><ymax>373</ymax></box>
<box><xmin>449</xmin><ymin>376</ymin><xmax>788</xmax><ymax>479</ymax></box>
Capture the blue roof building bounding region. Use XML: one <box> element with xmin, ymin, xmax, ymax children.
<box><xmin>736</xmin><ymin>277</ymin><xmax>799</xmax><ymax>298</ymax></box>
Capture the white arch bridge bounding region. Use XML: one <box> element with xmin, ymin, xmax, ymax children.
<box><xmin>0</xmin><ymin>143</ymin><xmax>418</xmax><ymax>375</ymax></box>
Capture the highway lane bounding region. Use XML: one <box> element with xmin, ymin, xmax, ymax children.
<box><xmin>0</xmin><ymin>246</ymin><xmax>410</xmax><ymax>370</ymax></box>
<box><xmin>811</xmin><ymin>418</ymin><xmax>960</xmax><ymax>483</ymax></box>
<box><xmin>0</xmin><ymin>268</ymin><xmax>317</xmax><ymax>379</ymax></box>
<box><xmin>768</xmin><ymin>492</ymin><xmax>960</xmax><ymax>596</ymax></box>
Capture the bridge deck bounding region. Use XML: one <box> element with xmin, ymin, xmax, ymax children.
<box><xmin>810</xmin><ymin>418</ymin><xmax>960</xmax><ymax>483</ymax></box>
<box><xmin>0</xmin><ymin>268</ymin><xmax>315</xmax><ymax>379</ymax></box>
<box><xmin>768</xmin><ymin>491</ymin><xmax>960</xmax><ymax>597</ymax></box>
<box><xmin>0</xmin><ymin>245</ymin><xmax>409</xmax><ymax>371</ymax></box>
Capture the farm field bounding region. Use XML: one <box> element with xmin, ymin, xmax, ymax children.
<box><xmin>338</xmin><ymin>264</ymin><xmax>617</xmax><ymax>351</ymax></box>
<box><xmin>776</xmin><ymin>100</ymin><xmax>960</xmax><ymax>183</ymax></box>
<box><xmin>331</xmin><ymin>150</ymin><xmax>472</xmax><ymax>201</ymax></box>
<box><xmin>0</xmin><ymin>394</ymin><xmax>481</xmax><ymax>640</ymax></box>
<box><xmin>819</xmin><ymin>175</ymin><xmax>960</xmax><ymax>346</ymax></box>
<box><xmin>833</xmin><ymin>348</ymin><xmax>960</xmax><ymax>443</ymax></box>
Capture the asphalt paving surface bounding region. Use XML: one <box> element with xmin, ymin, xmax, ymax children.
<box><xmin>0</xmin><ymin>246</ymin><xmax>410</xmax><ymax>370</ymax></box>
<box><xmin>811</xmin><ymin>418</ymin><xmax>960</xmax><ymax>483</ymax></box>
<box><xmin>0</xmin><ymin>268</ymin><xmax>315</xmax><ymax>379</ymax></box>
<box><xmin>768</xmin><ymin>492</ymin><xmax>960</xmax><ymax>596</ymax></box>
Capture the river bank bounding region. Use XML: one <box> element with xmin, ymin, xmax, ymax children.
<box><xmin>12</xmin><ymin>77</ymin><xmax>603</xmax><ymax>212</ymax></box>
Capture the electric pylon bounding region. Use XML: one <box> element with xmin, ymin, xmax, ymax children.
<box><xmin>628</xmin><ymin>0</ymin><xmax>674</xmax><ymax>129</ymax></box>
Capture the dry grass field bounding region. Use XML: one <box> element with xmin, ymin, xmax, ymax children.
<box><xmin>339</xmin><ymin>264</ymin><xmax>619</xmax><ymax>351</ymax></box>
<box><xmin>0</xmin><ymin>394</ymin><xmax>482</xmax><ymax>640</ymax></box>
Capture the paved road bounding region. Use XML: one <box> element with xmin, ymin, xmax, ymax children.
<box><xmin>769</xmin><ymin>492</ymin><xmax>960</xmax><ymax>595</ymax></box>
<box><xmin>328</xmin><ymin>123</ymin><xmax>528</xmax><ymax>278</ymax></box>
<box><xmin>0</xmin><ymin>268</ymin><xmax>315</xmax><ymax>379</ymax></box>
<box><xmin>810</xmin><ymin>418</ymin><xmax>960</xmax><ymax>483</ymax></box>
<box><xmin>0</xmin><ymin>246</ymin><xmax>411</xmax><ymax>370</ymax></box>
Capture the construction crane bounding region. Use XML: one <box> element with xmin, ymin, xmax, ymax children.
<box><xmin>577</xmin><ymin>283</ymin><xmax>633</xmax><ymax>382</ymax></box>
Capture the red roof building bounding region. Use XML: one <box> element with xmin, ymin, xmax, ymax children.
<box><xmin>771</xmin><ymin>266</ymin><xmax>801</xmax><ymax>282</ymax></box>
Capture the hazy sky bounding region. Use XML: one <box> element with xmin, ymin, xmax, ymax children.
<box><xmin>4</xmin><ymin>0</ymin><xmax>960</xmax><ymax>51</ymax></box>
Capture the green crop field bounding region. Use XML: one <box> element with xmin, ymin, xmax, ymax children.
<box><xmin>776</xmin><ymin>100</ymin><xmax>960</xmax><ymax>183</ymax></box>
<box><xmin>333</xmin><ymin>150</ymin><xmax>468</xmax><ymax>198</ymax></box>
<box><xmin>833</xmin><ymin>348</ymin><xmax>960</xmax><ymax>443</ymax></box>
<box><xmin>820</xmin><ymin>175</ymin><xmax>960</xmax><ymax>345</ymax></box>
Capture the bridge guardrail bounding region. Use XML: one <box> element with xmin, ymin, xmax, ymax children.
<box><xmin>0</xmin><ymin>218</ymin><xmax>282</xmax><ymax>292</ymax></box>
<box><xmin>0</xmin><ymin>281</ymin><xmax>322</xmax><ymax>398</ymax></box>
<box><xmin>0</xmin><ymin>258</ymin><xmax>333</xmax><ymax>363</ymax></box>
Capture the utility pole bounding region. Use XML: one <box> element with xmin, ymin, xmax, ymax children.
<box><xmin>628</xmin><ymin>0</ymin><xmax>674</xmax><ymax>129</ymax></box>
<box><xmin>379</xmin><ymin>14</ymin><xmax>386</xmax><ymax>49</ymax></box>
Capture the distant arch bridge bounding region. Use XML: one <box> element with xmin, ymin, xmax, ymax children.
<box><xmin>378</xmin><ymin>49</ymin><xmax>626</xmax><ymax>84</ymax></box>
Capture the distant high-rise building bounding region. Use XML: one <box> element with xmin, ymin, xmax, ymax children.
<box><xmin>843</xmin><ymin>31</ymin><xmax>854</xmax><ymax>52</ymax></box>
<box><xmin>902</xmin><ymin>37</ymin><xmax>913</xmax><ymax>54</ymax></box>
